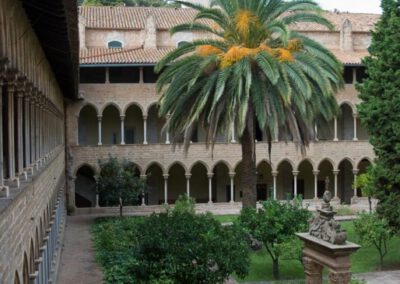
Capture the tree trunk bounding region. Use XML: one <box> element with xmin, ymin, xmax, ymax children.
<box><xmin>368</xmin><ymin>196</ymin><xmax>372</xmax><ymax>213</ymax></box>
<box><xmin>240</xmin><ymin>107</ymin><xmax>257</xmax><ymax>208</ymax></box>
<box><xmin>272</xmin><ymin>258</ymin><xmax>279</xmax><ymax>279</ymax></box>
<box><xmin>119</xmin><ymin>197</ymin><xmax>123</xmax><ymax>217</ymax></box>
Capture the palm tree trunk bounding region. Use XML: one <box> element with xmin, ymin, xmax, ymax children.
<box><xmin>241</xmin><ymin>107</ymin><xmax>257</xmax><ymax>208</ymax></box>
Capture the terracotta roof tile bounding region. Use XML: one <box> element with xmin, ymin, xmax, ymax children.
<box><xmin>80</xmin><ymin>47</ymin><xmax>368</xmax><ymax>65</ymax></box>
<box><xmin>80</xmin><ymin>6</ymin><xmax>379</xmax><ymax>32</ymax></box>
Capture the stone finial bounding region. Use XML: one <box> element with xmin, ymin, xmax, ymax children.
<box><xmin>340</xmin><ymin>19</ymin><xmax>354</xmax><ymax>52</ymax></box>
<box><xmin>144</xmin><ymin>14</ymin><xmax>157</xmax><ymax>49</ymax></box>
<box><xmin>308</xmin><ymin>176</ymin><xmax>347</xmax><ymax>245</ymax></box>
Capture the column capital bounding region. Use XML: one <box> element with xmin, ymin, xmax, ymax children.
<box><xmin>140</xmin><ymin>174</ymin><xmax>147</xmax><ymax>179</ymax></box>
<box><xmin>185</xmin><ymin>174</ymin><xmax>192</xmax><ymax>179</ymax></box>
<box><xmin>163</xmin><ymin>174</ymin><xmax>169</xmax><ymax>180</ymax></box>
<box><xmin>353</xmin><ymin>112</ymin><xmax>359</xmax><ymax>118</ymax></box>
<box><xmin>143</xmin><ymin>115</ymin><xmax>148</xmax><ymax>120</ymax></box>
<box><xmin>97</xmin><ymin>115</ymin><xmax>103</xmax><ymax>121</ymax></box>
<box><xmin>333</xmin><ymin>169</ymin><xmax>340</xmax><ymax>175</ymax></box>
<box><xmin>313</xmin><ymin>170</ymin><xmax>320</xmax><ymax>176</ymax></box>
<box><xmin>292</xmin><ymin>170</ymin><xmax>300</xmax><ymax>176</ymax></box>
<box><xmin>120</xmin><ymin>115</ymin><xmax>125</xmax><ymax>120</ymax></box>
<box><xmin>272</xmin><ymin>171</ymin><xmax>279</xmax><ymax>177</ymax></box>
<box><xmin>352</xmin><ymin>169</ymin><xmax>359</xmax><ymax>175</ymax></box>
<box><xmin>229</xmin><ymin>172</ymin><xmax>236</xmax><ymax>178</ymax></box>
<box><xmin>207</xmin><ymin>173</ymin><xmax>214</xmax><ymax>179</ymax></box>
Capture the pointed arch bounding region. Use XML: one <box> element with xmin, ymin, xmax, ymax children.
<box><xmin>357</xmin><ymin>157</ymin><xmax>373</xmax><ymax>169</ymax></box>
<box><xmin>212</xmin><ymin>160</ymin><xmax>232</xmax><ymax>172</ymax></box>
<box><xmin>100</xmin><ymin>102</ymin><xmax>122</xmax><ymax>116</ymax></box>
<box><xmin>339</xmin><ymin>101</ymin><xmax>356</xmax><ymax>114</ymax></box>
<box><xmin>317</xmin><ymin>158</ymin><xmax>336</xmax><ymax>171</ymax></box>
<box><xmin>167</xmin><ymin>161</ymin><xmax>188</xmax><ymax>174</ymax></box>
<box><xmin>275</xmin><ymin>158</ymin><xmax>295</xmax><ymax>172</ymax></box>
<box><xmin>296</xmin><ymin>158</ymin><xmax>316</xmax><ymax>171</ymax></box>
<box><xmin>189</xmin><ymin>161</ymin><xmax>210</xmax><ymax>173</ymax></box>
<box><xmin>123</xmin><ymin>102</ymin><xmax>145</xmax><ymax>117</ymax></box>
<box><xmin>338</xmin><ymin>157</ymin><xmax>356</xmax><ymax>169</ymax></box>
<box><xmin>78</xmin><ymin>102</ymin><xmax>99</xmax><ymax>117</ymax></box>
<box><xmin>74</xmin><ymin>163</ymin><xmax>98</xmax><ymax>177</ymax></box>
<box><xmin>145</xmin><ymin>161</ymin><xmax>166</xmax><ymax>175</ymax></box>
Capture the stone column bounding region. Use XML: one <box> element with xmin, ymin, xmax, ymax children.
<box><xmin>185</xmin><ymin>174</ymin><xmax>191</xmax><ymax>197</ymax></box>
<box><xmin>143</xmin><ymin>115</ymin><xmax>148</xmax><ymax>145</ymax></box>
<box><xmin>353</xmin><ymin>113</ymin><xmax>358</xmax><ymax>141</ymax></box>
<box><xmin>333</xmin><ymin>170</ymin><xmax>340</xmax><ymax>199</ymax></box>
<box><xmin>97</xmin><ymin>116</ymin><xmax>102</xmax><ymax>146</ymax></box>
<box><xmin>163</xmin><ymin>174</ymin><xmax>169</xmax><ymax>204</ymax></box>
<box><xmin>35</xmin><ymin>99</ymin><xmax>40</xmax><ymax>166</ymax></box>
<box><xmin>0</xmin><ymin>82</ymin><xmax>4</xmax><ymax>187</ymax></box>
<box><xmin>229</xmin><ymin>172</ymin><xmax>235</xmax><ymax>203</ymax></box>
<box><xmin>165</xmin><ymin>114</ymin><xmax>170</xmax><ymax>144</ymax></box>
<box><xmin>314</xmin><ymin>123</ymin><xmax>319</xmax><ymax>141</ymax></box>
<box><xmin>293</xmin><ymin>171</ymin><xmax>299</xmax><ymax>197</ymax></box>
<box><xmin>303</xmin><ymin>256</ymin><xmax>323</xmax><ymax>284</ymax></box>
<box><xmin>140</xmin><ymin>174</ymin><xmax>147</xmax><ymax>206</ymax></box>
<box><xmin>333</xmin><ymin>117</ymin><xmax>338</xmax><ymax>141</ymax></box>
<box><xmin>120</xmin><ymin>116</ymin><xmax>125</xmax><ymax>145</ymax></box>
<box><xmin>7</xmin><ymin>86</ymin><xmax>16</xmax><ymax>181</ymax></box>
<box><xmin>16</xmin><ymin>92</ymin><xmax>24</xmax><ymax>178</ymax></box>
<box><xmin>207</xmin><ymin>173</ymin><xmax>214</xmax><ymax>204</ymax></box>
<box><xmin>272</xmin><ymin>171</ymin><xmax>278</xmax><ymax>200</ymax></box>
<box><xmin>313</xmin><ymin>170</ymin><xmax>320</xmax><ymax>199</ymax></box>
<box><xmin>328</xmin><ymin>271</ymin><xmax>352</xmax><ymax>284</ymax></box>
<box><xmin>230</xmin><ymin>123</ymin><xmax>236</xmax><ymax>143</ymax></box>
<box><xmin>353</xmin><ymin>169</ymin><xmax>359</xmax><ymax>197</ymax></box>
<box><xmin>30</xmin><ymin>97</ymin><xmax>36</xmax><ymax>165</ymax></box>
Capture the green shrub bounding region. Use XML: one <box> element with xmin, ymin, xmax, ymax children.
<box><xmin>92</xmin><ymin>212</ymin><xmax>250</xmax><ymax>284</ymax></box>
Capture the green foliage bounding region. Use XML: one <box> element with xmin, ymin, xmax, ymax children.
<box><xmin>82</xmin><ymin>0</ymin><xmax>179</xmax><ymax>7</ymax></box>
<box><xmin>97</xmin><ymin>156</ymin><xmax>145</xmax><ymax>216</ymax></box>
<box><xmin>354</xmin><ymin>213</ymin><xmax>393</xmax><ymax>270</ymax></box>
<box><xmin>171</xmin><ymin>194</ymin><xmax>196</xmax><ymax>215</ymax></box>
<box><xmin>237</xmin><ymin>199</ymin><xmax>310</xmax><ymax>279</ymax></box>
<box><xmin>336</xmin><ymin>206</ymin><xmax>355</xmax><ymax>216</ymax></box>
<box><xmin>353</xmin><ymin>172</ymin><xmax>375</xmax><ymax>212</ymax></box>
<box><xmin>156</xmin><ymin>0</ymin><xmax>343</xmax><ymax>208</ymax></box>
<box><xmin>357</xmin><ymin>0</ymin><xmax>400</xmax><ymax>231</ymax></box>
<box><xmin>92</xmin><ymin>213</ymin><xmax>250</xmax><ymax>284</ymax></box>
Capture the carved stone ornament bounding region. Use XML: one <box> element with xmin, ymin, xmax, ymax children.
<box><xmin>308</xmin><ymin>177</ymin><xmax>347</xmax><ymax>245</ymax></box>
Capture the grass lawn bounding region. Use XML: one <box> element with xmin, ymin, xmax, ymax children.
<box><xmin>236</xmin><ymin>221</ymin><xmax>400</xmax><ymax>282</ymax></box>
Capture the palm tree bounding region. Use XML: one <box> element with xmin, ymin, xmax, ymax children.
<box><xmin>156</xmin><ymin>0</ymin><xmax>343</xmax><ymax>208</ymax></box>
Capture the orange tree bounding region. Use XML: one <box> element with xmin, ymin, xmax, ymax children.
<box><xmin>156</xmin><ymin>0</ymin><xmax>343</xmax><ymax>208</ymax></box>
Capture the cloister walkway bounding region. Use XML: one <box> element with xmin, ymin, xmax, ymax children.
<box><xmin>57</xmin><ymin>215</ymin><xmax>103</xmax><ymax>284</ymax></box>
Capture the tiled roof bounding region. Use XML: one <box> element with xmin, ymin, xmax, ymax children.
<box><xmin>80</xmin><ymin>6</ymin><xmax>380</xmax><ymax>32</ymax></box>
<box><xmin>80</xmin><ymin>47</ymin><xmax>368</xmax><ymax>65</ymax></box>
<box><xmin>80</xmin><ymin>47</ymin><xmax>175</xmax><ymax>64</ymax></box>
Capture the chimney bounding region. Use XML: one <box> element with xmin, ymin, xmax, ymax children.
<box><xmin>144</xmin><ymin>15</ymin><xmax>157</xmax><ymax>49</ymax></box>
<box><xmin>79</xmin><ymin>15</ymin><xmax>87</xmax><ymax>50</ymax></box>
<box><xmin>340</xmin><ymin>19</ymin><xmax>353</xmax><ymax>52</ymax></box>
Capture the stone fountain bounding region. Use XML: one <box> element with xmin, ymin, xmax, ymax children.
<box><xmin>297</xmin><ymin>177</ymin><xmax>360</xmax><ymax>284</ymax></box>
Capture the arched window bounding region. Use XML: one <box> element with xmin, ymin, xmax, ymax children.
<box><xmin>177</xmin><ymin>41</ymin><xmax>189</xmax><ymax>47</ymax></box>
<box><xmin>108</xmin><ymin>41</ymin><xmax>123</xmax><ymax>48</ymax></box>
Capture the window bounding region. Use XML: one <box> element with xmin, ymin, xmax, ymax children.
<box><xmin>143</xmin><ymin>66</ymin><xmax>159</xmax><ymax>83</ymax></box>
<box><xmin>80</xmin><ymin>67</ymin><xmax>106</xmax><ymax>83</ymax></box>
<box><xmin>343</xmin><ymin>66</ymin><xmax>354</xmax><ymax>84</ymax></box>
<box><xmin>109</xmin><ymin>67</ymin><xmax>140</xmax><ymax>83</ymax></box>
<box><xmin>108</xmin><ymin>41</ymin><xmax>123</xmax><ymax>48</ymax></box>
<box><xmin>356</xmin><ymin>67</ymin><xmax>367</xmax><ymax>83</ymax></box>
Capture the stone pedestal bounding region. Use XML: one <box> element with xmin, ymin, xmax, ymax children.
<box><xmin>297</xmin><ymin>233</ymin><xmax>360</xmax><ymax>284</ymax></box>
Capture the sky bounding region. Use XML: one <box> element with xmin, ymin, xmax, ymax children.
<box><xmin>315</xmin><ymin>0</ymin><xmax>382</xmax><ymax>14</ymax></box>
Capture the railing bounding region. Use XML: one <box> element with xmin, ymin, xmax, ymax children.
<box><xmin>29</xmin><ymin>188</ymin><xmax>65</xmax><ymax>284</ymax></box>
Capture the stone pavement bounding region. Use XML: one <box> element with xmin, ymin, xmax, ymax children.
<box><xmin>57</xmin><ymin>215</ymin><xmax>103</xmax><ymax>284</ymax></box>
<box><xmin>354</xmin><ymin>270</ymin><xmax>400</xmax><ymax>284</ymax></box>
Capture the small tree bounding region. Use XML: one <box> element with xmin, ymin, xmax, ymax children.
<box><xmin>352</xmin><ymin>173</ymin><xmax>375</xmax><ymax>212</ymax></box>
<box><xmin>354</xmin><ymin>213</ymin><xmax>393</xmax><ymax>270</ymax></box>
<box><xmin>98</xmin><ymin>156</ymin><xmax>145</xmax><ymax>216</ymax></box>
<box><xmin>238</xmin><ymin>199</ymin><xmax>310</xmax><ymax>279</ymax></box>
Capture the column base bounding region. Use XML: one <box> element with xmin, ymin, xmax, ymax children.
<box><xmin>230</xmin><ymin>140</ymin><xmax>236</xmax><ymax>143</ymax></box>
<box><xmin>208</xmin><ymin>201</ymin><xmax>213</xmax><ymax>205</ymax></box>
<box><xmin>143</xmin><ymin>141</ymin><xmax>148</xmax><ymax>145</ymax></box>
<box><xmin>333</xmin><ymin>138</ymin><xmax>339</xmax><ymax>142</ymax></box>
<box><xmin>0</xmin><ymin>186</ymin><xmax>10</xmax><ymax>198</ymax></box>
<box><xmin>230</xmin><ymin>200</ymin><xmax>235</xmax><ymax>204</ymax></box>
<box><xmin>353</xmin><ymin>138</ymin><xmax>358</xmax><ymax>141</ymax></box>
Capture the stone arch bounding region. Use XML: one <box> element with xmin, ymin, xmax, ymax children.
<box><xmin>212</xmin><ymin>161</ymin><xmax>232</xmax><ymax>202</ymax></box>
<box><xmin>78</xmin><ymin>104</ymin><xmax>99</xmax><ymax>146</ymax></box>
<box><xmin>147</xmin><ymin>103</ymin><xmax>166</xmax><ymax>143</ymax></box>
<box><xmin>297</xmin><ymin>159</ymin><xmax>315</xmax><ymax>199</ymax></box>
<box><xmin>124</xmin><ymin>103</ymin><xmax>144</xmax><ymax>144</ymax></box>
<box><xmin>233</xmin><ymin>160</ymin><xmax>243</xmax><ymax>173</ymax></box>
<box><xmin>123</xmin><ymin>102</ymin><xmax>145</xmax><ymax>117</ymax></box>
<box><xmin>29</xmin><ymin>239</ymin><xmax>35</xmax><ymax>274</ymax></box>
<box><xmin>296</xmin><ymin>158</ymin><xmax>316</xmax><ymax>171</ymax></box>
<box><xmin>358</xmin><ymin>158</ymin><xmax>372</xmax><ymax>175</ymax></box>
<box><xmin>35</xmin><ymin>227</ymin><xmax>40</xmax><ymax>260</ymax></box>
<box><xmin>23</xmin><ymin>253</ymin><xmax>29</xmax><ymax>284</ymax></box>
<box><xmin>357</xmin><ymin>157</ymin><xmax>373</xmax><ymax>169</ymax></box>
<box><xmin>100</xmin><ymin>102</ymin><xmax>122</xmax><ymax>116</ymax></box>
<box><xmin>189</xmin><ymin>160</ymin><xmax>210</xmax><ymax>173</ymax></box>
<box><xmin>146</xmin><ymin>162</ymin><xmax>164</xmax><ymax>205</ymax></box>
<box><xmin>145</xmin><ymin>161</ymin><xmax>166</xmax><ymax>175</ymax></box>
<box><xmin>277</xmin><ymin>160</ymin><xmax>294</xmax><ymax>200</ymax></box>
<box><xmin>74</xmin><ymin>163</ymin><xmax>98</xmax><ymax>177</ymax></box>
<box><xmin>78</xmin><ymin>102</ymin><xmax>99</xmax><ymax>117</ymax></box>
<box><xmin>275</xmin><ymin>158</ymin><xmax>296</xmax><ymax>172</ymax></box>
<box><xmin>168</xmin><ymin>162</ymin><xmax>187</xmax><ymax>203</ymax></box>
<box><xmin>339</xmin><ymin>101</ymin><xmax>356</xmax><ymax>114</ymax></box>
<box><xmin>317</xmin><ymin>158</ymin><xmax>336</xmax><ymax>171</ymax></box>
<box><xmin>256</xmin><ymin>160</ymin><xmax>273</xmax><ymax>200</ymax></box>
<box><xmin>190</xmin><ymin>161</ymin><xmax>209</xmax><ymax>203</ymax></box>
<box><xmin>233</xmin><ymin>161</ymin><xmax>244</xmax><ymax>202</ymax></box>
<box><xmin>75</xmin><ymin>165</ymin><xmax>97</xmax><ymax>208</ymax></box>
<box><xmin>125</xmin><ymin>161</ymin><xmax>142</xmax><ymax>176</ymax></box>
<box><xmin>14</xmin><ymin>271</ymin><xmax>20</xmax><ymax>284</ymax></box>
<box><xmin>318</xmin><ymin>159</ymin><xmax>335</xmax><ymax>198</ymax></box>
<box><xmin>212</xmin><ymin>160</ymin><xmax>232</xmax><ymax>173</ymax></box>
<box><xmin>102</xmin><ymin>104</ymin><xmax>121</xmax><ymax>145</ymax></box>
<box><xmin>338</xmin><ymin>102</ymin><xmax>355</xmax><ymax>140</ymax></box>
<box><xmin>167</xmin><ymin>161</ymin><xmax>188</xmax><ymax>174</ymax></box>
<box><xmin>338</xmin><ymin>158</ymin><xmax>354</xmax><ymax>204</ymax></box>
<box><xmin>338</xmin><ymin>157</ymin><xmax>356</xmax><ymax>169</ymax></box>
